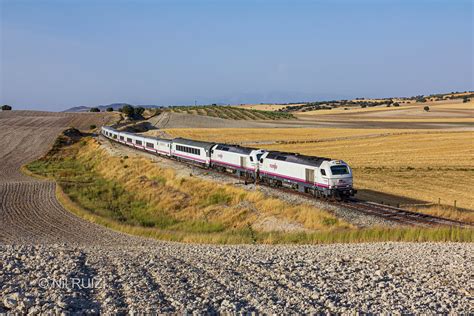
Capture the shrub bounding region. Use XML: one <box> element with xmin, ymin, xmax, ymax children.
<box><xmin>90</xmin><ymin>107</ymin><xmax>100</xmax><ymax>112</ymax></box>
<box><xmin>424</xmin><ymin>106</ymin><xmax>430</xmax><ymax>112</ymax></box>
<box><xmin>1</xmin><ymin>104</ymin><xmax>12</xmax><ymax>110</ymax></box>
<box><xmin>120</xmin><ymin>105</ymin><xmax>135</xmax><ymax>116</ymax></box>
<box><xmin>463</xmin><ymin>97</ymin><xmax>470</xmax><ymax>103</ymax></box>
<box><xmin>89</xmin><ymin>124</ymin><xmax>97</xmax><ymax>130</ymax></box>
<box><xmin>135</xmin><ymin>106</ymin><xmax>145</xmax><ymax>116</ymax></box>
<box><xmin>106</xmin><ymin>107</ymin><xmax>114</xmax><ymax>112</ymax></box>
<box><xmin>393</xmin><ymin>102</ymin><xmax>400</xmax><ymax>107</ymax></box>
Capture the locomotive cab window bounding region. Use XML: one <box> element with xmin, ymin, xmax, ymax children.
<box><xmin>321</xmin><ymin>169</ymin><xmax>326</xmax><ymax>176</ymax></box>
<box><xmin>330</xmin><ymin>165</ymin><xmax>349</xmax><ymax>175</ymax></box>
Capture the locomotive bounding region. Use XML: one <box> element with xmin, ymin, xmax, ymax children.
<box><xmin>101</xmin><ymin>126</ymin><xmax>356</xmax><ymax>199</ymax></box>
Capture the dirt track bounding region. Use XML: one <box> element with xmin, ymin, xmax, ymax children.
<box><xmin>0</xmin><ymin>111</ymin><xmax>472</xmax><ymax>313</ymax></box>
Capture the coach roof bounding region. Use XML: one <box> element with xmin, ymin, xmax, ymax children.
<box><xmin>214</xmin><ymin>144</ymin><xmax>254</xmax><ymax>155</ymax></box>
<box><xmin>118</xmin><ymin>131</ymin><xmax>171</xmax><ymax>143</ymax></box>
<box><xmin>173</xmin><ymin>137</ymin><xmax>215</xmax><ymax>151</ymax></box>
<box><xmin>265</xmin><ymin>151</ymin><xmax>331</xmax><ymax>167</ymax></box>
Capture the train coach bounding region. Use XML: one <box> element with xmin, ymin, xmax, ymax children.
<box><xmin>171</xmin><ymin>138</ymin><xmax>215</xmax><ymax>167</ymax></box>
<box><xmin>102</xmin><ymin>126</ymin><xmax>171</xmax><ymax>156</ymax></box>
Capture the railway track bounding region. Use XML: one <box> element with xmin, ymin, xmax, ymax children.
<box><xmin>336</xmin><ymin>199</ymin><xmax>472</xmax><ymax>228</ymax></box>
<box><xmin>103</xmin><ymin>136</ymin><xmax>473</xmax><ymax>228</ymax></box>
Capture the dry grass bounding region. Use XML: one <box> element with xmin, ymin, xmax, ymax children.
<box><xmin>163</xmin><ymin>128</ymin><xmax>422</xmax><ymax>144</ymax></box>
<box><xmin>265</xmin><ymin>131</ymin><xmax>474</xmax><ymax>217</ymax></box>
<box><xmin>54</xmin><ymin>184</ymin><xmax>474</xmax><ymax>244</ymax></box>
<box><xmin>236</xmin><ymin>104</ymin><xmax>295</xmax><ymax>111</ymax></box>
<box><xmin>28</xmin><ymin>137</ymin><xmax>349</xmax><ymax>237</ymax></box>
<box><xmin>405</xmin><ymin>204</ymin><xmax>474</xmax><ymax>224</ymax></box>
<box><xmin>296</xmin><ymin>105</ymin><xmax>417</xmax><ymax>116</ymax></box>
<box><xmin>433</xmin><ymin>99</ymin><xmax>473</xmax><ymax>110</ymax></box>
<box><xmin>296</xmin><ymin>99</ymin><xmax>473</xmax><ymax>121</ymax></box>
<box><xmin>85</xmin><ymin>139</ymin><xmax>345</xmax><ymax>231</ymax></box>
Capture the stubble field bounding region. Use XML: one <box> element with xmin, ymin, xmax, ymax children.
<box><xmin>164</xmin><ymin>128</ymin><xmax>474</xmax><ymax>222</ymax></box>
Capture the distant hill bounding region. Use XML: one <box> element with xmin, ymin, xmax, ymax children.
<box><xmin>63</xmin><ymin>103</ymin><xmax>165</xmax><ymax>112</ymax></box>
<box><xmin>63</xmin><ymin>106</ymin><xmax>92</xmax><ymax>112</ymax></box>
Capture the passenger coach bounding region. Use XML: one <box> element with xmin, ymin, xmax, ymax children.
<box><xmin>171</xmin><ymin>138</ymin><xmax>215</xmax><ymax>167</ymax></box>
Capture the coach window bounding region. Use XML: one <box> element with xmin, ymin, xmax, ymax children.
<box><xmin>146</xmin><ymin>142</ymin><xmax>154</xmax><ymax>148</ymax></box>
<box><xmin>321</xmin><ymin>169</ymin><xmax>326</xmax><ymax>176</ymax></box>
<box><xmin>136</xmin><ymin>140</ymin><xmax>142</xmax><ymax>146</ymax></box>
<box><xmin>120</xmin><ymin>136</ymin><xmax>124</xmax><ymax>140</ymax></box>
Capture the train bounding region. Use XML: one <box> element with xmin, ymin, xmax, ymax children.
<box><xmin>101</xmin><ymin>126</ymin><xmax>356</xmax><ymax>199</ymax></box>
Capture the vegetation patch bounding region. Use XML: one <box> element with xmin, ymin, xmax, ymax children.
<box><xmin>26</xmin><ymin>136</ymin><xmax>355</xmax><ymax>243</ymax></box>
<box><xmin>168</xmin><ymin>105</ymin><xmax>295</xmax><ymax>120</ymax></box>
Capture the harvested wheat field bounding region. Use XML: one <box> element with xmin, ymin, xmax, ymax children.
<box><xmin>1</xmin><ymin>111</ymin><xmax>473</xmax><ymax>313</ymax></box>
<box><xmin>163</xmin><ymin>127</ymin><xmax>422</xmax><ymax>144</ymax></box>
<box><xmin>165</xmin><ymin>128</ymin><xmax>474</xmax><ymax>222</ymax></box>
<box><xmin>296</xmin><ymin>99</ymin><xmax>474</xmax><ymax>123</ymax></box>
<box><xmin>236</xmin><ymin>103</ymin><xmax>295</xmax><ymax>111</ymax></box>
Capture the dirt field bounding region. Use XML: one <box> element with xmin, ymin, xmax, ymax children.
<box><xmin>162</xmin><ymin>128</ymin><xmax>422</xmax><ymax>144</ymax></box>
<box><xmin>296</xmin><ymin>99</ymin><xmax>474</xmax><ymax>123</ymax></box>
<box><xmin>0</xmin><ymin>111</ymin><xmax>125</xmax><ymax>244</ymax></box>
<box><xmin>145</xmin><ymin>111</ymin><xmax>473</xmax><ymax>131</ymax></box>
<box><xmin>236</xmin><ymin>104</ymin><xmax>297</xmax><ymax>111</ymax></box>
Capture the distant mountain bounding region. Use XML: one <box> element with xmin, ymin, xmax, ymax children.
<box><xmin>63</xmin><ymin>106</ymin><xmax>91</xmax><ymax>112</ymax></box>
<box><xmin>63</xmin><ymin>103</ymin><xmax>165</xmax><ymax>112</ymax></box>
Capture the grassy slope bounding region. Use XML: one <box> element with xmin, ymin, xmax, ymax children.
<box><xmin>169</xmin><ymin>106</ymin><xmax>295</xmax><ymax>120</ymax></box>
<box><xmin>27</xmin><ymin>137</ymin><xmax>355</xmax><ymax>243</ymax></box>
<box><xmin>165</xmin><ymin>128</ymin><xmax>474</xmax><ymax>223</ymax></box>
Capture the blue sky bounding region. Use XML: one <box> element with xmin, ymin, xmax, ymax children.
<box><xmin>1</xmin><ymin>0</ymin><xmax>472</xmax><ymax>111</ymax></box>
